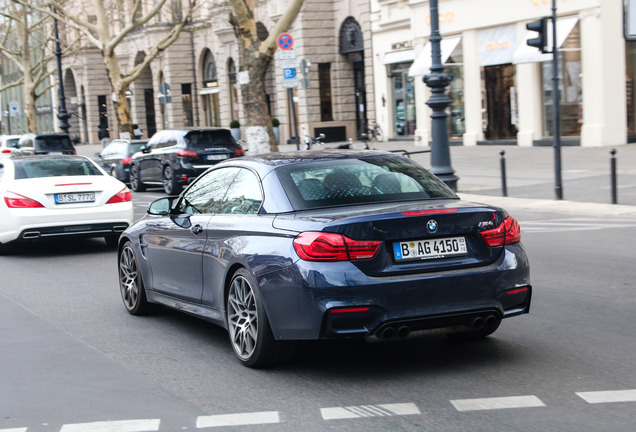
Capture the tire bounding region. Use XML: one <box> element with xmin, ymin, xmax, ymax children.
<box><xmin>226</xmin><ymin>268</ymin><xmax>290</xmax><ymax>368</ymax></box>
<box><xmin>129</xmin><ymin>164</ymin><xmax>146</xmax><ymax>192</ymax></box>
<box><xmin>119</xmin><ymin>241</ymin><xmax>159</xmax><ymax>315</ymax></box>
<box><xmin>163</xmin><ymin>165</ymin><xmax>182</xmax><ymax>195</ymax></box>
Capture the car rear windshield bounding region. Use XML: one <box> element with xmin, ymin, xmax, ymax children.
<box><xmin>35</xmin><ymin>135</ymin><xmax>74</xmax><ymax>151</ymax></box>
<box><xmin>13</xmin><ymin>157</ymin><xmax>102</xmax><ymax>179</ymax></box>
<box><xmin>276</xmin><ymin>156</ymin><xmax>458</xmax><ymax>210</ymax></box>
<box><xmin>185</xmin><ymin>130</ymin><xmax>235</xmax><ymax>149</ymax></box>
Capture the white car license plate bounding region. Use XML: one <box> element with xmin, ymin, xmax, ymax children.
<box><xmin>55</xmin><ymin>192</ymin><xmax>95</xmax><ymax>204</ymax></box>
<box><xmin>206</xmin><ymin>154</ymin><xmax>228</xmax><ymax>161</ymax></box>
<box><xmin>393</xmin><ymin>236</ymin><xmax>467</xmax><ymax>261</ymax></box>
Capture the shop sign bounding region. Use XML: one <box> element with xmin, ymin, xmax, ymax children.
<box><xmin>478</xmin><ymin>24</ymin><xmax>517</xmax><ymax>67</ymax></box>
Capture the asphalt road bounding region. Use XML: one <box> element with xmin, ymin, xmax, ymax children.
<box><xmin>2</xmin><ymin>191</ymin><xmax>636</xmax><ymax>431</ymax></box>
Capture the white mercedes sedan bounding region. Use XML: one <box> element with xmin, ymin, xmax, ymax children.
<box><xmin>0</xmin><ymin>155</ymin><xmax>134</xmax><ymax>252</ymax></box>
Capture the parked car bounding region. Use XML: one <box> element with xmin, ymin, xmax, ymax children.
<box><xmin>129</xmin><ymin>128</ymin><xmax>245</xmax><ymax>195</ymax></box>
<box><xmin>13</xmin><ymin>133</ymin><xmax>76</xmax><ymax>156</ymax></box>
<box><xmin>117</xmin><ymin>150</ymin><xmax>531</xmax><ymax>368</ymax></box>
<box><xmin>95</xmin><ymin>139</ymin><xmax>148</xmax><ymax>184</ymax></box>
<box><xmin>1</xmin><ymin>134</ymin><xmax>22</xmax><ymax>158</ymax></box>
<box><xmin>0</xmin><ymin>155</ymin><xmax>134</xmax><ymax>253</ymax></box>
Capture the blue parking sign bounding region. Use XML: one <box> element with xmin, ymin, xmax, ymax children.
<box><xmin>283</xmin><ymin>68</ymin><xmax>296</xmax><ymax>79</ymax></box>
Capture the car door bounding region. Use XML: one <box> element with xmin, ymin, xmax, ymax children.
<box><xmin>201</xmin><ymin>168</ymin><xmax>264</xmax><ymax>308</ymax></box>
<box><xmin>138</xmin><ymin>133</ymin><xmax>170</xmax><ymax>183</ymax></box>
<box><xmin>144</xmin><ymin>166</ymin><xmax>240</xmax><ymax>303</ymax></box>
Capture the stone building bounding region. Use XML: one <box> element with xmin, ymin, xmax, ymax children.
<box><xmin>56</xmin><ymin>0</ymin><xmax>375</xmax><ymax>147</ymax></box>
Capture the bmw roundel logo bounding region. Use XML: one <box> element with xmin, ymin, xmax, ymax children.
<box><xmin>427</xmin><ymin>219</ymin><xmax>438</xmax><ymax>233</ymax></box>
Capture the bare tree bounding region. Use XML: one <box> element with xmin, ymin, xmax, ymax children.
<box><xmin>26</xmin><ymin>0</ymin><xmax>196</xmax><ymax>137</ymax></box>
<box><xmin>229</xmin><ymin>0</ymin><xmax>305</xmax><ymax>153</ymax></box>
<box><xmin>0</xmin><ymin>0</ymin><xmax>65</xmax><ymax>132</ymax></box>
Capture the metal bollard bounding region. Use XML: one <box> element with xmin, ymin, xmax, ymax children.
<box><xmin>500</xmin><ymin>150</ymin><xmax>508</xmax><ymax>197</ymax></box>
<box><xmin>610</xmin><ymin>148</ymin><xmax>617</xmax><ymax>204</ymax></box>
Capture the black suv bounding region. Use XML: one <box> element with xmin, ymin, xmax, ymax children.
<box><xmin>14</xmin><ymin>133</ymin><xmax>76</xmax><ymax>156</ymax></box>
<box><xmin>129</xmin><ymin>128</ymin><xmax>244</xmax><ymax>194</ymax></box>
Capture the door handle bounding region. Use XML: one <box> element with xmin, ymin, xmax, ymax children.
<box><xmin>190</xmin><ymin>224</ymin><xmax>204</xmax><ymax>235</ymax></box>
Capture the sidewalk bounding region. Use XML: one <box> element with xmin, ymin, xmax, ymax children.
<box><xmin>78</xmin><ymin>139</ymin><xmax>636</xmax><ymax>216</ymax></box>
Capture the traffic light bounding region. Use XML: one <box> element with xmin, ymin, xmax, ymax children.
<box><xmin>526</xmin><ymin>17</ymin><xmax>549</xmax><ymax>53</ymax></box>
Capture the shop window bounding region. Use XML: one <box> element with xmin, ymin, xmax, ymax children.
<box><xmin>182</xmin><ymin>83</ymin><xmax>193</xmax><ymax>127</ymax></box>
<box><xmin>445</xmin><ymin>41</ymin><xmax>464</xmax><ymax>138</ymax></box>
<box><xmin>542</xmin><ymin>22</ymin><xmax>582</xmax><ymax>137</ymax></box>
<box><xmin>627</xmin><ymin>41</ymin><xmax>636</xmax><ymax>139</ymax></box>
<box><xmin>319</xmin><ymin>63</ymin><xmax>333</xmax><ymax>121</ymax></box>
<box><xmin>98</xmin><ymin>95</ymin><xmax>108</xmax><ymax>130</ymax></box>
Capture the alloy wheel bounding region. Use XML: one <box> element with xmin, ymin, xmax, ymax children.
<box><xmin>227</xmin><ymin>275</ymin><xmax>259</xmax><ymax>361</ymax></box>
<box><xmin>119</xmin><ymin>244</ymin><xmax>140</xmax><ymax>311</ymax></box>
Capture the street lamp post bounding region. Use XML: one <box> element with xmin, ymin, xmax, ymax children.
<box><xmin>53</xmin><ymin>15</ymin><xmax>70</xmax><ymax>134</ymax></box>
<box><xmin>423</xmin><ymin>0</ymin><xmax>458</xmax><ymax>191</ymax></box>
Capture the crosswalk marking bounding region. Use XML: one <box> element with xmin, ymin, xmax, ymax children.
<box><xmin>59</xmin><ymin>419</ymin><xmax>160</xmax><ymax>432</ymax></box>
<box><xmin>451</xmin><ymin>395</ymin><xmax>546</xmax><ymax>412</ymax></box>
<box><xmin>0</xmin><ymin>428</ymin><xmax>28</xmax><ymax>432</ymax></box>
<box><xmin>196</xmin><ymin>411</ymin><xmax>280</xmax><ymax>428</ymax></box>
<box><xmin>576</xmin><ymin>389</ymin><xmax>636</xmax><ymax>404</ymax></box>
<box><xmin>321</xmin><ymin>403</ymin><xmax>420</xmax><ymax>420</ymax></box>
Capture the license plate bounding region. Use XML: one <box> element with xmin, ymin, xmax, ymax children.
<box><xmin>206</xmin><ymin>154</ymin><xmax>229</xmax><ymax>161</ymax></box>
<box><xmin>55</xmin><ymin>192</ymin><xmax>95</xmax><ymax>204</ymax></box>
<box><xmin>393</xmin><ymin>236</ymin><xmax>467</xmax><ymax>261</ymax></box>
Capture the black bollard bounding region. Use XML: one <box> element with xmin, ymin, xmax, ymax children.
<box><xmin>610</xmin><ymin>148</ymin><xmax>617</xmax><ymax>204</ymax></box>
<box><xmin>500</xmin><ymin>150</ymin><xmax>508</xmax><ymax>197</ymax></box>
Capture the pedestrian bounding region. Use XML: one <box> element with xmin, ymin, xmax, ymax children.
<box><xmin>133</xmin><ymin>124</ymin><xmax>143</xmax><ymax>140</ymax></box>
<box><xmin>98</xmin><ymin>125</ymin><xmax>110</xmax><ymax>149</ymax></box>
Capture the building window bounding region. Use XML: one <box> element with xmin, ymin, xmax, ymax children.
<box><xmin>228</xmin><ymin>58</ymin><xmax>240</xmax><ymax>123</ymax></box>
<box><xmin>202</xmin><ymin>50</ymin><xmax>220</xmax><ymax>127</ymax></box>
<box><xmin>98</xmin><ymin>95</ymin><xmax>108</xmax><ymax>130</ymax></box>
<box><xmin>181</xmin><ymin>83</ymin><xmax>193</xmax><ymax>127</ymax></box>
<box><xmin>542</xmin><ymin>22</ymin><xmax>581</xmax><ymax>137</ymax></box>
<box><xmin>319</xmin><ymin>63</ymin><xmax>333</xmax><ymax>121</ymax></box>
<box><xmin>445</xmin><ymin>42</ymin><xmax>465</xmax><ymax>138</ymax></box>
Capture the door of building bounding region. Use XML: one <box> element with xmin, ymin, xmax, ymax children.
<box><xmin>484</xmin><ymin>64</ymin><xmax>517</xmax><ymax>140</ymax></box>
<box><xmin>390</xmin><ymin>63</ymin><xmax>417</xmax><ymax>138</ymax></box>
<box><xmin>353</xmin><ymin>61</ymin><xmax>367</xmax><ymax>139</ymax></box>
<box><xmin>144</xmin><ymin>89</ymin><xmax>157</xmax><ymax>138</ymax></box>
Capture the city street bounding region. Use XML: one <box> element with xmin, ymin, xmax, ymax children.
<box><xmin>2</xmin><ymin>187</ymin><xmax>636</xmax><ymax>431</ymax></box>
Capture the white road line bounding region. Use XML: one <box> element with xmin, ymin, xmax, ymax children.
<box><xmin>196</xmin><ymin>411</ymin><xmax>280</xmax><ymax>428</ymax></box>
<box><xmin>0</xmin><ymin>428</ymin><xmax>28</xmax><ymax>432</ymax></box>
<box><xmin>321</xmin><ymin>403</ymin><xmax>420</xmax><ymax>420</ymax></box>
<box><xmin>576</xmin><ymin>389</ymin><xmax>636</xmax><ymax>404</ymax></box>
<box><xmin>59</xmin><ymin>419</ymin><xmax>160</xmax><ymax>432</ymax></box>
<box><xmin>451</xmin><ymin>395</ymin><xmax>546</xmax><ymax>412</ymax></box>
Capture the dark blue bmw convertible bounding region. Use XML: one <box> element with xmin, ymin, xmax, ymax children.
<box><xmin>118</xmin><ymin>150</ymin><xmax>531</xmax><ymax>367</ymax></box>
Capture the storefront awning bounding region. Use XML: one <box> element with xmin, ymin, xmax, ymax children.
<box><xmin>408</xmin><ymin>36</ymin><xmax>462</xmax><ymax>77</ymax></box>
<box><xmin>383</xmin><ymin>49</ymin><xmax>415</xmax><ymax>65</ymax></box>
<box><xmin>513</xmin><ymin>16</ymin><xmax>579</xmax><ymax>64</ymax></box>
<box><xmin>478</xmin><ymin>24</ymin><xmax>517</xmax><ymax>66</ymax></box>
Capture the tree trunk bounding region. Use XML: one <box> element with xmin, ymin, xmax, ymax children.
<box><xmin>240</xmin><ymin>53</ymin><xmax>277</xmax><ymax>154</ymax></box>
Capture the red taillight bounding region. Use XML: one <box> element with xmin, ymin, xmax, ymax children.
<box><xmin>402</xmin><ymin>208</ymin><xmax>458</xmax><ymax>217</ymax></box>
<box><xmin>106</xmin><ymin>187</ymin><xmax>132</xmax><ymax>204</ymax></box>
<box><xmin>479</xmin><ymin>216</ymin><xmax>521</xmax><ymax>247</ymax></box>
<box><xmin>293</xmin><ymin>232</ymin><xmax>381</xmax><ymax>262</ymax></box>
<box><xmin>329</xmin><ymin>307</ymin><xmax>370</xmax><ymax>314</ymax></box>
<box><xmin>176</xmin><ymin>149</ymin><xmax>198</xmax><ymax>158</ymax></box>
<box><xmin>4</xmin><ymin>191</ymin><xmax>44</xmax><ymax>208</ymax></box>
<box><xmin>122</xmin><ymin>157</ymin><xmax>131</xmax><ymax>165</ymax></box>
<box><xmin>1</xmin><ymin>148</ymin><xmax>11</xmax><ymax>154</ymax></box>
<box><xmin>234</xmin><ymin>147</ymin><xmax>245</xmax><ymax>157</ymax></box>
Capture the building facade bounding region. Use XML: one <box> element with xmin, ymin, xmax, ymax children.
<box><xmin>54</xmin><ymin>0</ymin><xmax>374</xmax><ymax>147</ymax></box>
<box><xmin>371</xmin><ymin>0</ymin><xmax>628</xmax><ymax>147</ymax></box>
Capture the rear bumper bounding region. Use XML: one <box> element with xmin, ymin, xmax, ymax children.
<box><xmin>257</xmin><ymin>244</ymin><xmax>531</xmax><ymax>341</ymax></box>
<box><xmin>17</xmin><ymin>222</ymin><xmax>129</xmax><ymax>241</ymax></box>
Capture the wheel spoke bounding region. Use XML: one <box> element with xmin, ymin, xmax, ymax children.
<box><xmin>228</xmin><ymin>275</ymin><xmax>259</xmax><ymax>360</ymax></box>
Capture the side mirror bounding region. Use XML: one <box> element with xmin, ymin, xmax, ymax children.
<box><xmin>147</xmin><ymin>197</ymin><xmax>176</xmax><ymax>215</ymax></box>
<box><xmin>142</xmin><ymin>145</ymin><xmax>151</xmax><ymax>154</ymax></box>
<box><xmin>94</xmin><ymin>152</ymin><xmax>102</xmax><ymax>158</ymax></box>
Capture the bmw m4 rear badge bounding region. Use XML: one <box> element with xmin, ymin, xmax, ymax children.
<box><xmin>427</xmin><ymin>219</ymin><xmax>438</xmax><ymax>233</ymax></box>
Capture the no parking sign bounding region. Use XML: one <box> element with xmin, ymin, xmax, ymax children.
<box><xmin>277</xmin><ymin>33</ymin><xmax>294</xmax><ymax>50</ymax></box>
